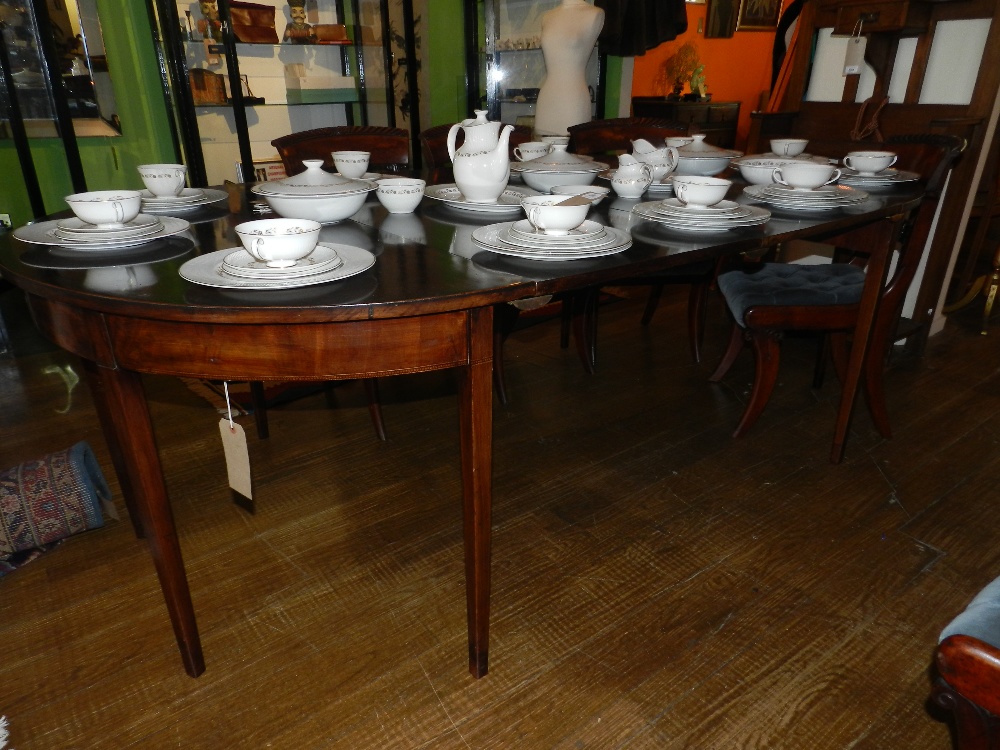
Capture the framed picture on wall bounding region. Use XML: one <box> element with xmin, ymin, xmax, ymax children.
<box><xmin>705</xmin><ymin>0</ymin><xmax>738</xmax><ymax>38</ymax></box>
<box><xmin>736</xmin><ymin>0</ymin><xmax>782</xmax><ymax>31</ymax></box>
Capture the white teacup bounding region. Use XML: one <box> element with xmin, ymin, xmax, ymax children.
<box><xmin>611</xmin><ymin>155</ymin><xmax>654</xmax><ymax>198</ymax></box>
<box><xmin>331</xmin><ymin>150</ymin><xmax>371</xmax><ymax>178</ymax></box>
<box><xmin>773</xmin><ymin>162</ymin><xmax>841</xmax><ymax>190</ymax></box>
<box><xmin>138</xmin><ymin>163</ymin><xmax>188</xmax><ymax>197</ymax></box>
<box><xmin>235</xmin><ymin>218</ymin><xmax>322</xmax><ymax>268</ymax></box>
<box><xmin>520</xmin><ymin>194</ymin><xmax>590</xmax><ymax>236</ymax></box>
<box><xmin>539</xmin><ymin>135</ymin><xmax>570</xmax><ymax>147</ymax></box>
<box><xmin>513</xmin><ymin>142</ymin><xmax>550</xmax><ymax>161</ymax></box>
<box><xmin>672</xmin><ymin>176</ymin><xmax>731</xmax><ymax>208</ymax></box>
<box><xmin>376</xmin><ymin>177</ymin><xmax>425</xmax><ymax>213</ymax></box>
<box><xmin>64</xmin><ymin>190</ymin><xmax>143</xmax><ymax>228</ymax></box>
<box><xmin>770</xmin><ymin>138</ymin><xmax>809</xmax><ymax>158</ymax></box>
<box><xmin>843</xmin><ymin>150</ymin><xmax>897</xmax><ymax>176</ymax></box>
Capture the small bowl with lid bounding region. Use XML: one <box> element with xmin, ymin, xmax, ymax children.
<box><xmin>511</xmin><ymin>144</ymin><xmax>606</xmax><ymax>191</ymax></box>
<box><xmin>673</xmin><ymin>134</ymin><xmax>742</xmax><ymax>177</ymax></box>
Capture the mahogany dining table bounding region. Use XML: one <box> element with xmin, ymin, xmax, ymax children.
<box><xmin>0</xmin><ymin>180</ymin><xmax>922</xmax><ymax>679</ymax></box>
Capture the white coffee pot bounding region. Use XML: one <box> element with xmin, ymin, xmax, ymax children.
<box><xmin>447</xmin><ymin>110</ymin><xmax>514</xmax><ymax>203</ymax></box>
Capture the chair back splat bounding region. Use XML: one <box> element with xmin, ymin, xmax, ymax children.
<box><xmin>271</xmin><ymin>126</ymin><xmax>410</xmax><ymax>177</ymax></box>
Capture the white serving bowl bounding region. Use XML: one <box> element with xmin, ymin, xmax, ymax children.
<box><xmin>235</xmin><ymin>218</ymin><xmax>322</xmax><ymax>268</ymax></box>
<box><xmin>521</xmin><ymin>169</ymin><xmax>598</xmax><ymax>192</ymax></box>
<box><xmin>673</xmin><ymin>134</ymin><xmax>741</xmax><ymax>177</ymax></box>
<box><xmin>376</xmin><ymin>177</ymin><xmax>426</xmax><ymax>213</ymax></box>
<box><xmin>550</xmin><ymin>184</ymin><xmax>610</xmax><ymax>205</ymax></box>
<box><xmin>256</xmin><ymin>191</ymin><xmax>371</xmax><ymax>223</ymax></box>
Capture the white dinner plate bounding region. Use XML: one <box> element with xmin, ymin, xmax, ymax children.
<box><xmin>473</xmin><ymin>222</ymin><xmax>631</xmax><ymax>261</ymax></box>
<box><xmin>424</xmin><ymin>184</ymin><xmax>541</xmax><ymax>213</ymax></box>
<box><xmin>141</xmin><ymin>188</ymin><xmax>228</xmax><ymax>212</ymax></box>
<box><xmin>179</xmin><ymin>244</ymin><xmax>375</xmax><ymax>289</ymax></box>
<box><xmin>14</xmin><ymin>216</ymin><xmax>191</xmax><ymax>251</ymax></box>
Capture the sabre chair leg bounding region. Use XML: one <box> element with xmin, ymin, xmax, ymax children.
<box><xmin>812</xmin><ymin>334</ymin><xmax>830</xmax><ymax>389</ymax></box>
<box><xmin>687</xmin><ymin>279</ymin><xmax>710</xmax><ymax>364</ymax></box>
<box><xmin>363</xmin><ymin>378</ymin><xmax>387</xmax><ymax>442</ymax></box>
<box><xmin>249</xmin><ymin>381</ymin><xmax>269</xmax><ymax>439</ymax></box>
<box><xmin>828</xmin><ymin>332</ymin><xmax>850</xmax><ymax>386</ymax></box>
<box><xmin>709</xmin><ymin>322</ymin><xmax>746</xmax><ymax>383</ymax></box>
<box><xmin>732</xmin><ymin>330</ymin><xmax>781</xmax><ymax>438</ymax></box>
<box><xmin>640</xmin><ymin>283</ymin><xmax>664</xmax><ymax>326</ymax></box>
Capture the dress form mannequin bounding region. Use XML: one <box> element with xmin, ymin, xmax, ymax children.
<box><xmin>533</xmin><ymin>0</ymin><xmax>604</xmax><ymax>137</ymax></box>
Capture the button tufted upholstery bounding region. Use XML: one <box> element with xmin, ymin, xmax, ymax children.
<box><xmin>718</xmin><ymin>263</ymin><xmax>866</xmax><ymax>327</ymax></box>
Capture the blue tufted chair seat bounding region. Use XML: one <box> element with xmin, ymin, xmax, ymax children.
<box><xmin>940</xmin><ymin>575</ymin><xmax>1000</xmax><ymax>651</ymax></box>
<box><xmin>717</xmin><ymin>263</ymin><xmax>866</xmax><ymax>327</ymax></box>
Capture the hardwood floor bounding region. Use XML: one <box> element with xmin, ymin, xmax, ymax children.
<box><xmin>1</xmin><ymin>281</ymin><xmax>997</xmax><ymax>749</ymax></box>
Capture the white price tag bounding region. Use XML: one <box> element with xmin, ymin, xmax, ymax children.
<box><xmin>843</xmin><ymin>36</ymin><xmax>867</xmax><ymax>76</ymax></box>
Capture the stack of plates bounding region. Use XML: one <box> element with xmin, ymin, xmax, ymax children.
<box><xmin>742</xmin><ymin>184</ymin><xmax>870</xmax><ymax>211</ymax></box>
<box><xmin>631</xmin><ymin>199</ymin><xmax>770</xmax><ymax>232</ymax></box>
<box><xmin>140</xmin><ymin>188</ymin><xmax>227</xmax><ymax>212</ymax></box>
<box><xmin>219</xmin><ymin>245</ymin><xmax>343</xmax><ymax>280</ymax></box>
<box><xmin>838</xmin><ymin>167</ymin><xmax>920</xmax><ymax>188</ymax></box>
<box><xmin>13</xmin><ymin>215</ymin><xmax>190</xmax><ymax>251</ymax></box>
<box><xmin>424</xmin><ymin>184</ymin><xmax>540</xmax><ymax>214</ymax></box>
<box><xmin>179</xmin><ymin>243</ymin><xmax>376</xmax><ymax>290</ymax></box>
<box><xmin>472</xmin><ymin>219</ymin><xmax>631</xmax><ymax>261</ymax></box>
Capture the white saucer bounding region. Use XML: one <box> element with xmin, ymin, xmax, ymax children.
<box><xmin>508</xmin><ymin>219</ymin><xmax>606</xmax><ymax>242</ymax></box>
<box><xmin>139</xmin><ymin>188</ymin><xmax>207</xmax><ymax>203</ymax></box>
<box><xmin>56</xmin><ymin>214</ymin><xmax>161</xmax><ymax>233</ymax></box>
<box><xmin>221</xmin><ymin>244</ymin><xmax>343</xmax><ymax>279</ymax></box>
<box><xmin>180</xmin><ymin>244</ymin><xmax>375</xmax><ymax>289</ymax></box>
<box><xmin>141</xmin><ymin>188</ymin><xmax>228</xmax><ymax>213</ymax></box>
<box><xmin>473</xmin><ymin>222</ymin><xmax>631</xmax><ymax>261</ymax></box>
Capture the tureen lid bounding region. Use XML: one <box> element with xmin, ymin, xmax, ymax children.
<box><xmin>251</xmin><ymin>159</ymin><xmax>377</xmax><ymax>196</ymax></box>
<box><xmin>676</xmin><ymin>134</ymin><xmax>742</xmax><ymax>159</ymax></box>
<box><xmin>511</xmin><ymin>146</ymin><xmax>608</xmax><ymax>174</ymax></box>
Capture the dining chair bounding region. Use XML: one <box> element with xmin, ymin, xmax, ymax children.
<box><xmin>561</xmin><ymin>116</ymin><xmax>714</xmax><ymax>368</ymax></box>
<box><xmin>271</xmin><ymin>126</ymin><xmax>411</xmax><ymax>177</ymax></box>
<box><xmin>249</xmin><ymin>126</ymin><xmax>412</xmax><ymax>441</ymax></box>
<box><xmin>932</xmin><ymin>573</ymin><xmax>1000</xmax><ymax>750</ymax></box>
<box><xmin>708</xmin><ymin>133</ymin><xmax>965</xmax><ymax>438</ymax></box>
<box><xmin>419</xmin><ymin>123</ymin><xmax>534</xmax><ymax>184</ymax></box>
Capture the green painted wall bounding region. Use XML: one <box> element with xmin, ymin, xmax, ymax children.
<box><xmin>424</xmin><ymin>0</ymin><xmax>469</xmax><ymax>126</ymax></box>
<box><xmin>1</xmin><ymin>0</ymin><xmax>175</xmax><ymax>226</ymax></box>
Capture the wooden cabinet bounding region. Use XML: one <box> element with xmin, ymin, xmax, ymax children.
<box><xmin>629</xmin><ymin>98</ymin><xmax>740</xmax><ymax>148</ymax></box>
<box><xmin>822</xmin><ymin>0</ymin><xmax>933</xmax><ymax>35</ymax></box>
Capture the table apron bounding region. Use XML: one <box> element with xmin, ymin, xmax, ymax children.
<box><xmin>27</xmin><ymin>295</ymin><xmax>480</xmax><ymax>379</ymax></box>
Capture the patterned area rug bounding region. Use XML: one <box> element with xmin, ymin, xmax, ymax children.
<box><xmin>0</xmin><ymin>442</ymin><xmax>109</xmax><ymax>577</ymax></box>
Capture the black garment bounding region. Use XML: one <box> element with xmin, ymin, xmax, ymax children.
<box><xmin>595</xmin><ymin>0</ymin><xmax>688</xmax><ymax>57</ymax></box>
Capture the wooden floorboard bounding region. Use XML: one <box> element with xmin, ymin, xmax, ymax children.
<box><xmin>3</xmin><ymin>283</ymin><xmax>1000</xmax><ymax>748</ymax></box>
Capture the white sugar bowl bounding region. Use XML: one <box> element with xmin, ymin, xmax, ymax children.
<box><xmin>376</xmin><ymin>178</ymin><xmax>426</xmax><ymax>213</ymax></box>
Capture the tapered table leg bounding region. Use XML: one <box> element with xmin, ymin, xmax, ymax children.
<box><xmin>459</xmin><ymin>306</ymin><xmax>494</xmax><ymax>678</ymax></box>
<box><xmin>95</xmin><ymin>364</ymin><xmax>205</xmax><ymax>677</ymax></box>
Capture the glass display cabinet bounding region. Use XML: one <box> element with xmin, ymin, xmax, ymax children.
<box><xmin>469</xmin><ymin>0</ymin><xmax>604</xmax><ymax>128</ymax></box>
<box><xmin>151</xmin><ymin>0</ymin><xmax>398</xmax><ymax>186</ymax></box>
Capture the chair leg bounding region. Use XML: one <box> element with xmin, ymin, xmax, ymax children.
<box><xmin>249</xmin><ymin>381</ymin><xmax>269</xmax><ymax>439</ymax></box>
<box><xmin>812</xmin><ymin>334</ymin><xmax>830</xmax><ymax>389</ymax></box>
<box><xmin>687</xmin><ymin>278</ymin><xmax>710</xmax><ymax>364</ymax></box>
<box><xmin>828</xmin><ymin>332</ymin><xmax>850</xmax><ymax>386</ymax></box>
<box><xmin>559</xmin><ymin>295</ymin><xmax>572</xmax><ymax>349</ymax></box>
<box><xmin>640</xmin><ymin>283</ymin><xmax>664</xmax><ymax>326</ymax></box>
<box><xmin>492</xmin><ymin>303</ymin><xmax>520</xmax><ymax>407</ymax></box>
<box><xmin>709</xmin><ymin>323</ymin><xmax>746</xmax><ymax>382</ymax></box>
<box><xmin>571</xmin><ymin>288</ymin><xmax>598</xmax><ymax>374</ymax></box>
<box><xmin>732</xmin><ymin>330</ymin><xmax>781</xmax><ymax>438</ymax></box>
<box><xmin>362</xmin><ymin>379</ymin><xmax>387</xmax><ymax>442</ymax></box>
